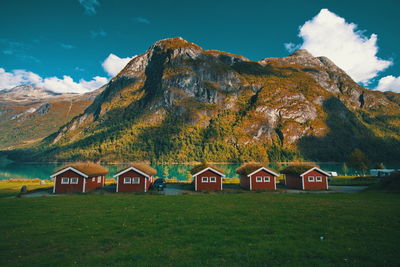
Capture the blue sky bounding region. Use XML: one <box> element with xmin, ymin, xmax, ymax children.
<box><xmin>0</xmin><ymin>0</ymin><xmax>399</xmax><ymax>93</ymax></box>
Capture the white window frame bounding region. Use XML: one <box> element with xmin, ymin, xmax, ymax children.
<box><xmin>61</xmin><ymin>177</ymin><xmax>69</xmax><ymax>184</ymax></box>
<box><xmin>132</xmin><ymin>177</ymin><xmax>140</xmax><ymax>184</ymax></box>
<box><xmin>202</xmin><ymin>177</ymin><xmax>208</xmax><ymax>183</ymax></box>
<box><xmin>97</xmin><ymin>176</ymin><xmax>102</xmax><ymax>183</ymax></box>
<box><xmin>209</xmin><ymin>177</ymin><xmax>216</xmax><ymax>183</ymax></box>
<box><xmin>316</xmin><ymin>176</ymin><xmax>322</xmax><ymax>182</ymax></box>
<box><xmin>70</xmin><ymin>177</ymin><xmax>79</xmax><ymax>184</ymax></box>
<box><xmin>123</xmin><ymin>177</ymin><xmax>131</xmax><ymax>184</ymax></box>
<box><xmin>263</xmin><ymin>176</ymin><xmax>270</xmax><ymax>182</ymax></box>
<box><xmin>256</xmin><ymin>176</ymin><xmax>262</xmax><ymax>182</ymax></box>
<box><xmin>92</xmin><ymin>177</ymin><xmax>95</xmax><ymax>182</ymax></box>
<box><xmin>308</xmin><ymin>176</ymin><xmax>315</xmax><ymax>182</ymax></box>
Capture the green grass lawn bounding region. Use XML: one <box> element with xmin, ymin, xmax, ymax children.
<box><xmin>329</xmin><ymin>177</ymin><xmax>380</xmax><ymax>186</ymax></box>
<box><xmin>0</xmin><ymin>181</ymin><xmax>52</xmax><ymax>198</ymax></box>
<box><xmin>0</xmin><ymin>192</ymin><xmax>399</xmax><ymax>266</ymax></box>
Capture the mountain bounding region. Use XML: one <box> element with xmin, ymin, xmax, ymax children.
<box><xmin>0</xmin><ymin>85</ymin><xmax>66</xmax><ymax>101</ymax></box>
<box><xmin>0</xmin><ymin>86</ymin><xmax>102</xmax><ymax>149</ymax></box>
<box><xmin>5</xmin><ymin>37</ymin><xmax>400</xmax><ymax>163</ymax></box>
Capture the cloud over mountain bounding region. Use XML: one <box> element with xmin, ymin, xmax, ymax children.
<box><xmin>102</xmin><ymin>53</ymin><xmax>136</xmax><ymax>77</ymax></box>
<box><xmin>287</xmin><ymin>9</ymin><xmax>392</xmax><ymax>85</ymax></box>
<box><xmin>0</xmin><ymin>68</ymin><xmax>42</xmax><ymax>89</ymax></box>
<box><xmin>0</xmin><ymin>52</ymin><xmax>137</xmax><ymax>93</ymax></box>
<box><xmin>376</xmin><ymin>75</ymin><xmax>400</xmax><ymax>93</ymax></box>
<box><xmin>0</xmin><ymin>68</ymin><xmax>108</xmax><ymax>94</ymax></box>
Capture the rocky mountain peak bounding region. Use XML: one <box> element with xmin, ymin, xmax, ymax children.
<box><xmin>148</xmin><ymin>37</ymin><xmax>202</xmax><ymax>57</ymax></box>
<box><xmin>290</xmin><ymin>49</ymin><xmax>314</xmax><ymax>58</ymax></box>
<box><xmin>40</xmin><ymin>37</ymin><xmax>400</xmax><ymax>164</ymax></box>
<box><xmin>0</xmin><ymin>85</ymin><xmax>64</xmax><ymax>101</ymax></box>
<box><xmin>152</xmin><ymin>37</ymin><xmax>200</xmax><ymax>49</ymax></box>
<box><xmin>117</xmin><ymin>37</ymin><xmax>204</xmax><ymax>78</ymax></box>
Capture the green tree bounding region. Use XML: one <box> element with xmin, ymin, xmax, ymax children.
<box><xmin>186</xmin><ymin>172</ymin><xmax>193</xmax><ymax>182</ymax></box>
<box><xmin>347</xmin><ymin>149</ymin><xmax>369</xmax><ymax>174</ymax></box>
<box><xmin>341</xmin><ymin>162</ymin><xmax>349</xmax><ymax>176</ymax></box>
<box><xmin>163</xmin><ymin>166</ymin><xmax>169</xmax><ymax>178</ymax></box>
<box><xmin>374</xmin><ymin>162</ymin><xmax>386</xmax><ymax>169</ymax></box>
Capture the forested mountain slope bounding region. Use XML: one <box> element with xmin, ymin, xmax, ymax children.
<box><xmin>7</xmin><ymin>38</ymin><xmax>400</xmax><ymax>163</ymax></box>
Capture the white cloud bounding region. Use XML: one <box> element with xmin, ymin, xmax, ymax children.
<box><xmin>61</xmin><ymin>43</ymin><xmax>75</xmax><ymax>49</ymax></box>
<box><xmin>90</xmin><ymin>29</ymin><xmax>107</xmax><ymax>38</ymax></box>
<box><xmin>0</xmin><ymin>68</ymin><xmax>108</xmax><ymax>94</ymax></box>
<box><xmin>39</xmin><ymin>76</ymin><xmax>108</xmax><ymax>94</ymax></box>
<box><xmin>135</xmin><ymin>17</ymin><xmax>150</xmax><ymax>24</ymax></box>
<box><xmin>375</xmin><ymin>75</ymin><xmax>400</xmax><ymax>93</ymax></box>
<box><xmin>0</xmin><ymin>52</ymin><xmax>135</xmax><ymax>94</ymax></box>
<box><xmin>288</xmin><ymin>8</ymin><xmax>392</xmax><ymax>85</ymax></box>
<box><xmin>284</xmin><ymin>43</ymin><xmax>300</xmax><ymax>53</ymax></box>
<box><xmin>0</xmin><ymin>68</ymin><xmax>42</xmax><ymax>89</ymax></box>
<box><xmin>78</xmin><ymin>0</ymin><xmax>100</xmax><ymax>15</ymax></box>
<box><xmin>101</xmin><ymin>53</ymin><xmax>136</xmax><ymax>77</ymax></box>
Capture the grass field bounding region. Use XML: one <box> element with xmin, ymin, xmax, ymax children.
<box><xmin>329</xmin><ymin>177</ymin><xmax>380</xmax><ymax>186</ymax></box>
<box><xmin>0</xmin><ymin>180</ymin><xmax>52</xmax><ymax>198</ymax></box>
<box><xmin>0</xmin><ymin>191</ymin><xmax>399</xmax><ymax>266</ymax></box>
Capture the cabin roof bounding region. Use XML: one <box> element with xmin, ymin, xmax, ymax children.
<box><xmin>300</xmin><ymin>167</ymin><xmax>331</xmax><ymax>177</ymax></box>
<box><xmin>52</xmin><ymin>162</ymin><xmax>108</xmax><ymax>177</ymax></box>
<box><xmin>190</xmin><ymin>163</ymin><xmax>225</xmax><ymax>177</ymax></box>
<box><xmin>236</xmin><ymin>163</ymin><xmax>279</xmax><ymax>177</ymax></box>
<box><xmin>280</xmin><ymin>165</ymin><xmax>316</xmax><ymax>176</ymax></box>
<box><xmin>114</xmin><ymin>163</ymin><xmax>157</xmax><ymax>178</ymax></box>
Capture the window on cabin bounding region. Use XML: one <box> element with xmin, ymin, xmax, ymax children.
<box><xmin>92</xmin><ymin>177</ymin><xmax>95</xmax><ymax>182</ymax></box>
<box><xmin>202</xmin><ymin>177</ymin><xmax>208</xmax><ymax>183</ymax></box>
<box><xmin>98</xmin><ymin>176</ymin><xmax>101</xmax><ymax>183</ymax></box>
<box><xmin>70</xmin><ymin>178</ymin><xmax>78</xmax><ymax>184</ymax></box>
<box><xmin>308</xmin><ymin>176</ymin><xmax>315</xmax><ymax>182</ymax></box>
<box><xmin>264</xmin><ymin>177</ymin><xmax>270</xmax><ymax>182</ymax></box>
<box><xmin>256</xmin><ymin>176</ymin><xmax>262</xmax><ymax>182</ymax></box>
<box><xmin>124</xmin><ymin>177</ymin><xmax>131</xmax><ymax>184</ymax></box>
<box><xmin>132</xmin><ymin>177</ymin><xmax>140</xmax><ymax>184</ymax></box>
<box><xmin>61</xmin><ymin>178</ymin><xmax>69</xmax><ymax>184</ymax></box>
<box><xmin>210</xmin><ymin>177</ymin><xmax>216</xmax><ymax>183</ymax></box>
<box><xmin>316</xmin><ymin>176</ymin><xmax>322</xmax><ymax>182</ymax></box>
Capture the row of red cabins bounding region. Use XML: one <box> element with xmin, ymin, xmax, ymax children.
<box><xmin>51</xmin><ymin>162</ymin><xmax>330</xmax><ymax>194</ymax></box>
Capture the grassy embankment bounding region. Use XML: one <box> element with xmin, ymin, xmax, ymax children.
<box><xmin>329</xmin><ymin>176</ymin><xmax>380</xmax><ymax>186</ymax></box>
<box><xmin>0</xmin><ymin>188</ymin><xmax>399</xmax><ymax>266</ymax></box>
<box><xmin>0</xmin><ymin>179</ymin><xmax>53</xmax><ymax>198</ymax></box>
<box><xmin>0</xmin><ymin>179</ymin><xmax>116</xmax><ymax>198</ymax></box>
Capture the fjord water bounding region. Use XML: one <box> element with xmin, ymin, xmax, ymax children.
<box><xmin>0</xmin><ymin>162</ymin><xmax>384</xmax><ymax>181</ymax></box>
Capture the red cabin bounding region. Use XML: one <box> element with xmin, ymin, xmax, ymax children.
<box><xmin>283</xmin><ymin>166</ymin><xmax>330</xmax><ymax>190</ymax></box>
<box><xmin>237</xmin><ymin>163</ymin><xmax>279</xmax><ymax>191</ymax></box>
<box><xmin>51</xmin><ymin>162</ymin><xmax>108</xmax><ymax>194</ymax></box>
<box><xmin>114</xmin><ymin>163</ymin><xmax>156</xmax><ymax>193</ymax></box>
<box><xmin>191</xmin><ymin>164</ymin><xmax>225</xmax><ymax>191</ymax></box>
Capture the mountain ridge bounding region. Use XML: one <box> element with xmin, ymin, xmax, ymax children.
<box><xmin>0</xmin><ymin>86</ymin><xmax>104</xmax><ymax>149</ymax></box>
<box><xmin>4</xmin><ymin>37</ymin><xmax>400</xmax><ymax>163</ymax></box>
<box><xmin>0</xmin><ymin>85</ymin><xmax>67</xmax><ymax>101</ymax></box>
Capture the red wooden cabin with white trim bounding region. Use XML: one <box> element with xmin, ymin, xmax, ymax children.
<box><xmin>114</xmin><ymin>163</ymin><xmax>156</xmax><ymax>193</ymax></box>
<box><xmin>191</xmin><ymin>164</ymin><xmax>225</xmax><ymax>191</ymax></box>
<box><xmin>51</xmin><ymin>163</ymin><xmax>108</xmax><ymax>194</ymax></box>
<box><xmin>284</xmin><ymin>166</ymin><xmax>330</xmax><ymax>190</ymax></box>
<box><xmin>237</xmin><ymin>164</ymin><xmax>279</xmax><ymax>191</ymax></box>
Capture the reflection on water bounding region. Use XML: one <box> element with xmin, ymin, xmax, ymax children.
<box><xmin>0</xmin><ymin>161</ymin><xmax>390</xmax><ymax>181</ymax></box>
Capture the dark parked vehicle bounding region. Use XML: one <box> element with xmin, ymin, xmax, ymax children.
<box><xmin>152</xmin><ymin>178</ymin><xmax>166</xmax><ymax>191</ymax></box>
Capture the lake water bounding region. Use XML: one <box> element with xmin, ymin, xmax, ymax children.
<box><xmin>0</xmin><ymin>162</ymin><xmax>393</xmax><ymax>181</ymax></box>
